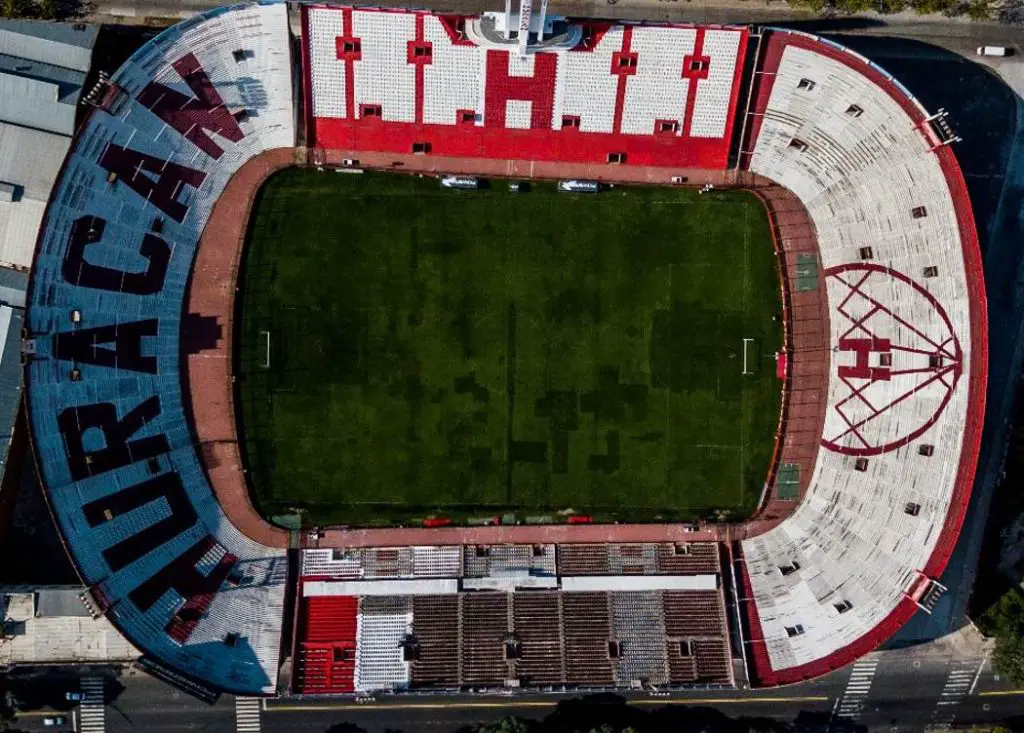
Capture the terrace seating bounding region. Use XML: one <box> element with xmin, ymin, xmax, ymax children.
<box><xmin>557</xmin><ymin>545</ymin><xmax>611</xmax><ymax>576</ymax></box>
<box><xmin>611</xmin><ymin>592</ymin><xmax>668</xmax><ymax>684</ymax></box>
<box><xmin>351</xmin><ymin>10</ymin><xmax>416</xmax><ymax>122</ymax></box>
<box><xmin>690</xmin><ymin>30</ymin><xmax>741</xmax><ymax>138</ymax></box>
<box><xmin>355</xmin><ymin>596</ymin><xmax>412</xmax><ymax>692</ymax></box>
<box><xmin>304</xmin><ymin>7</ymin><xmax>747</xmax><ymax>168</ymax></box>
<box><xmin>657</xmin><ymin>543</ymin><xmax>720</xmax><ymax>575</ymax></box>
<box><xmin>464</xmin><ymin>544</ymin><xmax>556</xmax><ymax>578</ymax></box>
<box><xmin>692</xmin><ymin>638</ymin><xmax>732</xmax><ymax>683</ymax></box>
<box><xmin>513</xmin><ymin>591</ymin><xmax>565</xmax><ymax>685</ymax></box>
<box><xmin>460</xmin><ymin>593</ymin><xmax>511</xmax><ymax>686</ymax></box>
<box><xmin>610</xmin><ymin>544</ymin><xmax>659</xmax><ymax>575</ymax></box>
<box><xmin>296</xmin><ymin>579</ymin><xmax>733</xmax><ymax>691</ymax></box>
<box><xmin>410</xmin><ymin>595</ymin><xmax>460</xmax><ymax>687</ymax></box>
<box><xmin>663</xmin><ymin>590</ymin><xmax>731</xmax><ymax>685</ymax></box>
<box><xmin>423</xmin><ymin>16</ymin><xmax>480</xmax><ymax>126</ymax></box>
<box><xmin>26</xmin><ymin>3</ymin><xmax>295</xmax><ymax>695</ymax></box>
<box><xmin>620</xmin><ymin>28</ymin><xmax>695</xmax><ymax>136</ymax></box>
<box><xmin>741</xmin><ymin>30</ymin><xmax>983</xmax><ymax>685</ymax></box>
<box><xmin>411</xmin><ymin>546</ymin><xmax>464</xmax><ymax>577</ymax></box>
<box><xmin>557</xmin><ymin>27</ymin><xmax>620</xmax><ymax>134</ymax></box>
<box><xmin>663</xmin><ymin>590</ymin><xmax>728</xmax><ymax>637</ymax></box>
<box><xmin>562</xmin><ymin>592</ymin><xmax>615</xmax><ymax>686</ymax></box>
<box><xmin>297</xmin><ymin>595</ymin><xmax>359</xmax><ymax>694</ymax></box>
<box><xmin>301</xmin><ymin>547</ymin><xmax>463</xmax><ymax>580</ymax></box>
<box><xmin>302</xmin><ymin>549</ymin><xmax>364</xmax><ymax>579</ymax></box>
<box><xmin>557</xmin><ymin>543</ymin><xmax>720</xmax><ymax>576</ymax></box>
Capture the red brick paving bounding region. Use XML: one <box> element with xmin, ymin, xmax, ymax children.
<box><xmin>185</xmin><ymin>147</ymin><xmax>296</xmax><ymax>550</ymax></box>
<box><xmin>184</xmin><ymin>147</ymin><xmax>826</xmax><ymax>550</ymax></box>
<box><xmin>734</xmin><ymin>186</ymin><xmax>829</xmax><ymax>540</ymax></box>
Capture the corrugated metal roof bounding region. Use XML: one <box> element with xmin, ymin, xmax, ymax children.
<box><xmin>304</xmin><ymin>579</ymin><xmax>461</xmax><ymax>596</ymax></box>
<box><xmin>0</xmin><ymin>199</ymin><xmax>45</xmax><ymax>270</ymax></box>
<box><xmin>0</xmin><ymin>72</ymin><xmax>77</xmax><ymax>135</ymax></box>
<box><xmin>0</xmin><ymin>268</ymin><xmax>29</xmax><ymax>306</ymax></box>
<box><xmin>0</xmin><ymin>297</ymin><xmax>23</xmax><ymax>470</ymax></box>
<box><xmin>0</xmin><ymin>19</ymin><xmax>97</xmax><ymax>72</ymax></box>
<box><xmin>36</xmin><ymin>587</ymin><xmax>91</xmax><ymax>618</ymax></box>
<box><xmin>0</xmin><ymin>52</ymin><xmax>87</xmax><ymax>100</ymax></box>
<box><xmin>0</xmin><ymin>268</ymin><xmax>26</xmax><ymax>474</ymax></box>
<box><xmin>0</xmin><ymin>122</ymin><xmax>69</xmax><ymax>199</ymax></box>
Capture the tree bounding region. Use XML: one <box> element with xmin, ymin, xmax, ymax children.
<box><xmin>0</xmin><ymin>678</ymin><xmax>17</xmax><ymax>733</ymax></box>
<box><xmin>0</xmin><ymin>0</ymin><xmax>53</xmax><ymax>18</ymax></box>
<box><xmin>476</xmin><ymin>719</ymin><xmax>535</xmax><ymax>733</ymax></box>
<box><xmin>994</xmin><ymin>633</ymin><xmax>1024</xmax><ymax>687</ymax></box>
<box><xmin>980</xmin><ymin>587</ymin><xmax>1024</xmax><ymax>686</ymax></box>
<box><xmin>964</xmin><ymin>0</ymin><xmax>992</xmax><ymax>19</ymax></box>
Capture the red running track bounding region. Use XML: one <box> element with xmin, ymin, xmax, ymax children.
<box><xmin>183</xmin><ymin>147</ymin><xmax>825</xmax><ymax>552</ymax></box>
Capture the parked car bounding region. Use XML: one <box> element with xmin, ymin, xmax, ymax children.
<box><xmin>670</xmin><ymin>175</ymin><xmax>688</xmax><ymax>184</ymax></box>
<box><xmin>976</xmin><ymin>45</ymin><xmax>1008</xmax><ymax>57</ymax></box>
<box><xmin>440</xmin><ymin>175</ymin><xmax>480</xmax><ymax>190</ymax></box>
<box><xmin>65</xmin><ymin>691</ymin><xmax>85</xmax><ymax>702</ymax></box>
<box><xmin>557</xmin><ymin>179</ymin><xmax>599</xmax><ymax>193</ymax></box>
<box><xmin>43</xmin><ymin>716</ymin><xmax>67</xmax><ymax>727</ymax></box>
<box><xmin>341</xmin><ymin>158</ymin><xmax>360</xmax><ymax>166</ymax></box>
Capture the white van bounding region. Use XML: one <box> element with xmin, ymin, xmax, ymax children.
<box><xmin>557</xmin><ymin>180</ymin><xmax>600</xmax><ymax>193</ymax></box>
<box><xmin>977</xmin><ymin>46</ymin><xmax>1008</xmax><ymax>57</ymax></box>
<box><xmin>440</xmin><ymin>176</ymin><xmax>480</xmax><ymax>190</ymax></box>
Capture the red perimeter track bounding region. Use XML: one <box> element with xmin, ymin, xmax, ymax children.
<box><xmin>184</xmin><ymin>149</ymin><xmax>827</xmax><ymax>551</ymax></box>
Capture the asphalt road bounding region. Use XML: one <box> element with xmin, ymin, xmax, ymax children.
<box><xmin>7</xmin><ymin>641</ymin><xmax>1023</xmax><ymax>733</ymax></box>
<box><xmin>89</xmin><ymin>0</ymin><xmax>1024</xmax><ymax>47</ymax></box>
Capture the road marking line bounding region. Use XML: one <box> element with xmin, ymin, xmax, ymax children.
<box><xmin>266</xmin><ymin>696</ymin><xmax>830</xmax><ymax>712</ymax></box>
<box><xmin>79</xmin><ymin>676</ymin><xmax>105</xmax><ymax>733</ymax></box>
<box><xmin>236</xmin><ymin>697</ymin><xmax>262</xmax><ymax>733</ymax></box>
<box><xmin>833</xmin><ymin>658</ymin><xmax>880</xmax><ymax>721</ymax></box>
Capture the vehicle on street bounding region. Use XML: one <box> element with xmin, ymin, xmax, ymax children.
<box><xmin>977</xmin><ymin>45</ymin><xmax>1009</xmax><ymax>57</ymax></box>
<box><xmin>64</xmin><ymin>691</ymin><xmax>84</xmax><ymax>702</ymax></box>
<box><xmin>43</xmin><ymin>716</ymin><xmax>67</xmax><ymax>727</ymax></box>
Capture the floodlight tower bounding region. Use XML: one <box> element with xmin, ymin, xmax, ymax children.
<box><xmin>474</xmin><ymin>0</ymin><xmax>576</xmax><ymax>54</ymax></box>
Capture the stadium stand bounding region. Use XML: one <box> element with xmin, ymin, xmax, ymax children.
<box><xmin>303</xmin><ymin>6</ymin><xmax>748</xmax><ymax>169</ymax></box>
<box><xmin>25</xmin><ymin>3</ymin><xmax>295</xmax><ymax>695</ymax></box>
<box><xmin>26</xmin><ymin>1</ymin><xmax>985</xmax><ymax>697</ymax></box>
<box><xmin>410</xmin><ymin>595</ymin><xmax>461</xmax><ymax>687</ymax></box>
<box><xmin>736</xmin><ymin>29</ymin><xmax>985</xmax><ymax>686</ymax></box>
<box><xmin>293</xmin><ymin>544</ymin><xmax>732</xmax><ymax>692</ymax></box>
<box><xmin>297</xmin><ymin>594</ymin><xmax>359</xmax><ymax>693</ymax></box>
<box><xmin>557</xmin><ymin>543</ymin><xmax>720</xmax><ymax>575</ymax></box>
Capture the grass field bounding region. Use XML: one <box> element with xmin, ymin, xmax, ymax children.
<box><xmin>236</xmin><ymin>169</ymin><xmax>782</xmax><ymax>526</ymax></box>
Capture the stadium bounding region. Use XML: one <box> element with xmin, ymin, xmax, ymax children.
<box><xmin>23</xmin><ymin>0</ymin><xmax>987</xmax><ymax>700</ymax></box>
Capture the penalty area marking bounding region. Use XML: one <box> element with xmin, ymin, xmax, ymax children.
<box><xmin>261</xmin><ymin>330</ymin><xmax>271</xmax><ymax>369</ymax></box>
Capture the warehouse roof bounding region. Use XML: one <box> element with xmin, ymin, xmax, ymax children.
<box><xmin>0</xmin><ymin>19</ymin><xmax>96</xmax><ymax>72</ymax></box>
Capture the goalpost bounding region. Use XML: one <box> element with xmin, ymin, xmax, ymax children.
<box><xmin>261</xmin><ymin>330</ymin><xmax>271</xmax><ymax>369</ymax></box>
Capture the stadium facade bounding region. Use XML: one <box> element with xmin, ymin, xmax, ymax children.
<box><xmin>23</xmin><ymin>1</ymin><xmax>986</xmax><ymax>698</ymax></box>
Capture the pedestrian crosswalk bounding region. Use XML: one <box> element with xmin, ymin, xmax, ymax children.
<box><xmin>835</xmin><ymin>657</ymin><xmax>880</xmax><ymax>719</ymax></box>
<box><xmin>79</xmin><ymin>676</ymin><xmax>106</xmax><ymax>733</ymax></box>
<box><xmin>928</xmin><ymin>661</ymin><xmax>978</xmax><ymax>731</ymax></box>
<box><xmin>235</xmin><ymin>696</ymin><xmax>262</xmax><ymax>733</ymax></box>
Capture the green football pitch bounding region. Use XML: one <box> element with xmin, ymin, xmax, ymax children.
<box><xmin>236</xmin><ymin>169</ymin><xmax>782</xmax><ymax>527</ymax></box>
